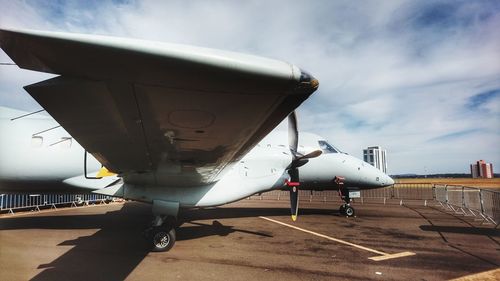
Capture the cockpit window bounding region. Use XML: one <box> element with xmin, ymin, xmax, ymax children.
<box><xmin>318</xmin><ymin>140</ymin><xmax>338</xmax><ymax>153</ymax></box>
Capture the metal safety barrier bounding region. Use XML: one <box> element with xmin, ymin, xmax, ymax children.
<box><xmin>434</xmin><ymin>185</ymin><xmax>499</xmax><ymax>226</ymax></box>
<box><xmin>0</xmin><ymin>193</ymin><xmax>113</xmax><ymax>214</ymax></box>
<box><xmin>248</xmin><ymin>184</ymin><xmax>435</xmax><ymax>203</ymax></box>
<box><xmin>247</xmin><ymin>183</ymin><xmax>499</xmax><ymax>226</ymax></box>
<box><xmin>3</xmin><ymin>185</ymin><xmax>497</xmax><ymax>225</ymax></box>
<box><xmin>360</xmin><ymin>183</ymin><xmax>434</xmax><ymax>200</ymax></box>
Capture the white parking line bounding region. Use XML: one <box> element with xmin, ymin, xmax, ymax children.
<box><xmin>259</xmin><ymin>216</ymin><xmax>415</xmax><ymax>261</ymax></box>
<box><xmin>368</xmin><ymin>251</ymin><xmax>416</xmax><ymax>261</ymax></box>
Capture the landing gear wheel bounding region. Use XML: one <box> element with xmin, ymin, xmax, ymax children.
<box><xmin>344</xmin><ymin>205</ymin><xmax>355</xmax><ymax>217</ymax></box>
<box><xmin>151</xmin><ymin>226</ymin><xmax>176</xmax><ymax>252</ymax></box>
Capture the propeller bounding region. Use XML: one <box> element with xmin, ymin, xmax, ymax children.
<box><xmin>286</xmin><ymin>111</ymin><xmax>322</xmax><ymax>221</ymax></box>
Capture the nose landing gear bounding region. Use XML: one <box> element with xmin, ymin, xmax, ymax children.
<box><xmin>335</xmin><ymin>176</ymin><xmax>356</xmax><ymax>217</ymax></box>
<box><xmin>339</xmin><ymin>203</ymin><xmax>355</xmax><ymax>217</ymax></box>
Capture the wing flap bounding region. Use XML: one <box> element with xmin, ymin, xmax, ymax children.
<box><xmin>25</xmin><ymin>76</ymin><xmax>308</xmax><ymax>183</ymax></box>
<box><xmin>25</xmin><ymin>77</ymin><xmax>152</xmax><ymax>172</ymax></box>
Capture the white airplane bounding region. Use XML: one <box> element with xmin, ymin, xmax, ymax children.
<box><xmin>0</xmin><ymin>28</ymin><xmax>394</xmax><ymax>252</ymax></box>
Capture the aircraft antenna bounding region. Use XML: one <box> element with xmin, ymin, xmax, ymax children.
<box><xmin>32</xmin><ymin>125</ymin><xmax>61</xmax><ymax>136</ymax></box>
<box><xmin>10</xmin><ymin>109</ymin><xmax>46</xmax><ymax>121</ymax></box>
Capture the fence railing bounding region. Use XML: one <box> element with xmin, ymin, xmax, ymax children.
<box><xmin>433</xmin><ymin>185</ymin><xmax>499</xmax><ymax>226</ymax></box>
<box><xmin>361</xmin><ymin>183</ymin><xmax>435</xmax><ymax>200</ymax></box>
<box><xmin>0</xmin><ymin>193</ymin><xmax>113</xmax><ymax>214</ymax></box>
<box><xmin>248</xmin><ymin>183</ymin><xmax>435</xmax><ymax>202</ymax></box>
<box><xmin>2</xmin><ymin>184</ymin><xmax>498</xmax><ymax>226</ymax></box>
<box><xmin>247</xmin><ymin>183</ymin><xmax>499</xmax><ymax>226</ymax></box>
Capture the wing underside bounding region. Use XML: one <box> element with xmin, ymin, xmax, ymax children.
<box><xmin>0</xmin><ymin>28</ymin><xmax>319</xmax><ymax>186</ymax></box>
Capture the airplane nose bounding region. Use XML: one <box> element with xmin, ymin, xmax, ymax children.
<box><xmin>387</xmin><ymin>175</ymin><xmax>395</xmax><ymax>186</ymax></box>
<box><xmin>379</xmin><ymin>173</ymin><xmax>394</xmax><ymax>186</ymax></box>
<box><xmin>374</xmin><ymin>168</ymin><xmax>393</xmax><ymax>187</ymax></box>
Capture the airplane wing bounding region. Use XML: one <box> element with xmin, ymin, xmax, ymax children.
<box><xmin>0</xmin><ymin>28</ymin><xmax>318</xmax><ymax>186</ymax></box>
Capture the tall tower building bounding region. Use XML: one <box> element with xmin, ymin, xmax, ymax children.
<box><xmin>363</xmin><ymin>146</ymin><xmax>387</xmax><ymax>173</ymax></box>
<box><xmin>470</xmin><ymin>160</ymin><xmax>494</xmax><ymax>178</ymax></box>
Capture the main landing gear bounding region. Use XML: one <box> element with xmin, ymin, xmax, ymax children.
<box><xmin>145</xmin><ymin>200</ymin><xmax>180</xmax><ymax>252</ymax></box>
<box><xmin>334</xmin><ymin>176</ymin><xmax>356</xmax><ymax>217</ymax></box>
<box><xmin>145</xmin><ymin>215</ymin><xmax>177</xmax><ymax>252</ymax></box>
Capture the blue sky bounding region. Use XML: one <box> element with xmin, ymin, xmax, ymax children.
<box><xmin>0</xmin><ymin>0</ymin><xmax>499</xmax><ymax>174</ymax></box>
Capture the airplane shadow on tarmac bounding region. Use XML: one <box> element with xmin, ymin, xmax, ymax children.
<box><xmin>0</xmin><ymin>202</ymin><xmax>338</xmax><ymax>281</ymax></box>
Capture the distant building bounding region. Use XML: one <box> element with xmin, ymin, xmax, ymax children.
<box><xmin>363</xmin><ymin>146</ymin><xmax>387</xmax><ymax>173</ymax></box>
<box><xmin>470</xmin><ymin>160</ymin><xmax>494</xmax><ymax>178</ymax></box>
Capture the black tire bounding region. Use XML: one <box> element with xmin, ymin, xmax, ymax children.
<box><xmin>344</xmin><ymin>206</ymin><xmax>355</xmax><ymax>217</ymax></box>
<box><xmin>151</xmin><ymin>226</ymin><xmax>176</xmax><ymax>252</ymax></box>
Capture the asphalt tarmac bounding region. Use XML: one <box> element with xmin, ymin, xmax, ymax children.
<box><xmin>0</xmin><ymin>200</ymin><xmax>499</xmax><ymax>281</ymax></box>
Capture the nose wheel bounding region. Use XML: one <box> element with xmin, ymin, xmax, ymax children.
<box><xmin>339</xmin><ymin>204</ymin><xmax>355</xmax><ymax>217</ymax></box>
<box><xmin>334</xmin><ymin>176</ymin><xmax>356</xmax><ymax>217</ymax></box>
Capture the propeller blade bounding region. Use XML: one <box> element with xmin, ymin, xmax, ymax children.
<box><xmin>290</xmin><ymin>185</ymin><xmax>299</xmax><ymax>221</ymax></box>
<box><xmin>288</xmin><ymin>111</ymin><xmax>298</xmax><ymax>158</ymax></box>
<box><xmin>287</xmin><ymin>111</ymin><xmax>307</xmax><ymax>221</ymax></box>
<box><xmin>297</xmin><ymin>149</ymin><xmax>322</xmax><ymax>160</ymax></box>
<box><xmin>288</xmin><ymin>167</ymin><xmax>300</xmax><ymax>221</ymax></box>
<box><xmin>288</xmin><ymin>150</ymin><xmax>322</xmax><ymax>169</ymax></box>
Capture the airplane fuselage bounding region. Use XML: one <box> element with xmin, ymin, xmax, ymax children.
<box><xmin>0</xmin><ymin>107</ymin><xmax>393</xmax><ymax>208</ymax></box>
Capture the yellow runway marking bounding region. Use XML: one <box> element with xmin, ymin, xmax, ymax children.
<box><xmin>259</xmin><ymin>216</ymin><xmax>415</xmax><ymax>261</ymax></box>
